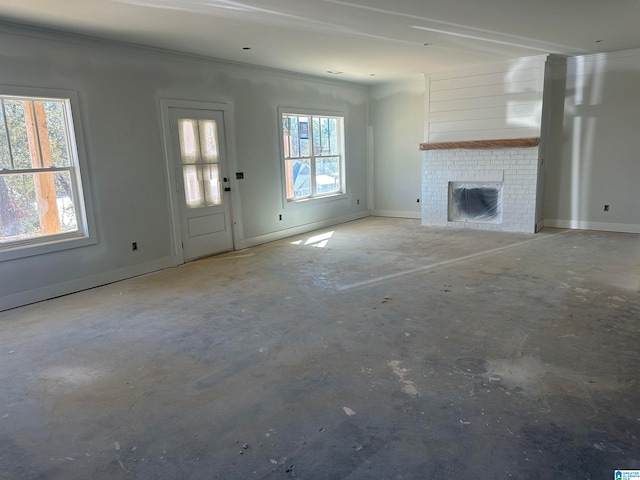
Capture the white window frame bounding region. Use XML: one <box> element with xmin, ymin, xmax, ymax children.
<box><xmin>0</xmin><ymin>85</ymin><xmax>96</xmax><ymax>262</ymax></box>
<box><xmin>279</xmin><ymin>108</ymin><xmax>346</xmax><ymax>203</ymax></box>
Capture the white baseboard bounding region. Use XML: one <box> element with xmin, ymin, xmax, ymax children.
<box><xmin>371</xmin><ymin>210</ymin><xmax>421</xmax><ymax>219</ymax></box>
<box><xmin>543</xmin><ymin>219</ymin><xmax>640</xmax><ymax>234</ymax></box>
<box><xmin>236</xmin><ymin>211</ymin><xmax>371</xmax><ymax>250</ymax></box>
<box><xmin>0</xmin><ymin>256</ymin><xmax>174</xmax><ymax>312</ymax></box>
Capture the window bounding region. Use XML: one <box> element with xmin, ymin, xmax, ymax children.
<box><xmin>281</xmin><ymin>111</ymin><xmax>345</xmax><ymax>201</ymax></box>
<box><xmin>0</xmin><ymin>89</ymin><xmax>93</xmax><ymax>260</ymax></box>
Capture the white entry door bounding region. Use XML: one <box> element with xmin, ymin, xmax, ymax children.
<box><xmin>168</xmin><ymin>107</ymin><xmax>233</xmax><ymax>261</ymax></box>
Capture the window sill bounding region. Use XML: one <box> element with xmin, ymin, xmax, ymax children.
<box><xmin>286</xmin><ymin>192</ymin><xmax>348</xmax><ymax>205</ymax></box>
<box><xmin>0</xmin><ymin>233</ymin><xmax>96</xmax><ymax>262</ymax></box>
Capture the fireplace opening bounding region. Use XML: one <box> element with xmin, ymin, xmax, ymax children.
<box><xmin>448</xmin><ymin>182</ymin><xmax>502</xmax><ymax>223</ymax></box>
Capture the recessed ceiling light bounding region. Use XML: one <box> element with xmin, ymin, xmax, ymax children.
<box><xmin>326</xmin><ymin>70</ymin><xmax>343</xmax><ymax>75</ymax></box>
<box><xmin>595</xmin><ymin>40</ymin><xmax>603</xmax><ymax>43</ymax></box>
<box><xmin>242</xmin><ymin>47</ymin><xmax>251</xmax><ymax>50</ymax></box>
<box><xmin>423</xmin><ymin>42</ymin><xmax>433</xmax><ymax>46</ymax></box>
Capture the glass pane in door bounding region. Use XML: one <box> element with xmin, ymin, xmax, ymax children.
<box><xmin>178</xmin><ymin>119</ymin><xmax>200</xmax><ymax>163</ymax></box>
<box><xmin>199</xmin><ymin>120</ymin><xmax>219</xmax><ymax>162</ymax></box>
<box><xmin>202</xmin><ymin>163</ymin><xmax>221</xmax><ymax>206</ymax></box>
<box><xmin>182</xmin><ymin>164</ymin><xmax>204</xmax><ymax>208</ymax></box>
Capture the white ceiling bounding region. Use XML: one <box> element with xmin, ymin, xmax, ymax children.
<box><xmin>0</xmin><ymin>0</ymin><xmax>638</xmax><ymax>83</ymax></box>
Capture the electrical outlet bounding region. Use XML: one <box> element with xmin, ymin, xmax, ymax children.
<box><xmin>357</xmin><ymin>199</ymin><xmax>359</xmax><ymax>205</ymax></box>
<box><xmin>236</xmin><ymin>172</ymin><xmax>244</xmax><ymax>179</ymax></box>
<box><xmin>604</xmin><ymin>204</ymin><xmax>610</xmax><ymax>212</ymax></box>
<box><xmin>417</xmin><ymin>198</ymin><xmax>420</xmax><ymax>203</ymax></box>
<box><xmin>132</xmin><ymin>242</ymin><xmax>138</xmax><ymax>251</ymax></box>
<box><xmin>279</xmin><ymin>214</ymin><xmax>282</xmax><ymax>221</ymax></box>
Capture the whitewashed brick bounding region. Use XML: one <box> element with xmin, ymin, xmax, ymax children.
<box><xmin>422</xmin><ymin>145</ymin><xmax>540</xmax><ymax>233</ymax></box>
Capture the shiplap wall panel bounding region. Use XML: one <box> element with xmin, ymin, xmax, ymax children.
<box><xmin>430</xmin><ymin>104</ymin><xmax>539</xmax><ymax>123</ymax></box>
<box><xmin>429</xmin><ymin>116</ymin><xmax>540</xmax><ymax>134</ymax></box>
<box><xmin>427</xmin><ymin>56</ymin><xmax>546</xmax><ymax>142</ymax></box>
<box><xmin>428</xmin><ymin>127</ymin><xmax>536</xmax><ymax>143</ymax></box>
<box><xmin>430</xmin><ymin>80</ymin><xmax>539</xmax><ymax>103</ymax></box>
<box><xmin>430</xmin><ymin>68</ymin><xmax>539</xmax><ymax>91</ymax></box>
<box><xmin>429</xmin><ymin>91</ymin><xmax>538</xmax><ymax>113</ymax></box>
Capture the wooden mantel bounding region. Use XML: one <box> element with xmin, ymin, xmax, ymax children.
<box><xmin>419</xmin><ymin>137</ymin><xmax>539</xmax><ymax>151</ymax></box>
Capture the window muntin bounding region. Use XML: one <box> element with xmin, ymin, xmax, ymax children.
<box><xmin>282</xmin><ymin>112</ymin><xmax>344</xmax><ymax>201</ymax></box>
<box><xmin>0</xmin><ymin>95</ymin><xmax>88</xmax><ymax>251</ymax></box>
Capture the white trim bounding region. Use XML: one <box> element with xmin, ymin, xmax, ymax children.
<box><xmin>0</xmin><ymin>86</ymin><xmax>97</xmax><ymax>262</ymax></box>
<box><xmin>372</xmin><ymin>210</ymin><xmax>421</xmax><ymax>219</ymax></box>
<box><xmin>565</xmin><ymin>48</ymin><xmax>640</xmax><ymax>65</ymax></box>
<box><xmin>285</xmin><ymin>192</ymin><xmax>350</xmax><ymax>205</ymax></box>
<box><xmin>0</xmin><ymin>256</ymin><xmax>173</xmax><ymax>312</ymax></box>
<box><xmin>236</xmin><ymin>211</ymin><xmax>370</xmax><ymax>250</ymax></box>
<box><xmin>158</xmin><ymin>98</ymin><xmax>242</xmax><ymax>265</ymax></box>
<box><xmin>278</xmin><ymin>107</ymin><xmax>347</xmax><ymax>206</ymax></box>
<box><xmin>0</xmin><ymin>235</ymin><xmax>96</xmax><ymax>262</ymax></box>
<box><xmin>222</xmin><ymin>107</ymin><xmax>244</xmax><ymax>250</ymax></box>
<box><xmin>424</xmin><ymin>74</ymin><xmax>431</xmax><ymax>142</ymax></box>
<box><xmin>543</xmin><ymin>219</ymin><xmax>640</xmax><ymax>234</ymax></box>
<box><xmin>366</xmin><ymin>125</ymin><xmax>374</xmax><ymax>211</ymax></box>
<box><xmin>159</xmin><ymin>98</ymin><xmax>184</xmax><ymax>265</ymax></box>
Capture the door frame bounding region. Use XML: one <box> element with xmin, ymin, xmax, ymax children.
<box><xmin>159</xmin><ymin>98</ymin><xmax>243</xmax><ymax>265</ymax></box>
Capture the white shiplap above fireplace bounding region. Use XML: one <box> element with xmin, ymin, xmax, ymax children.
<box><xmin>422</xmin><ymin>56</ymin><xmax>547</xmax><ymax>233</ymax></box>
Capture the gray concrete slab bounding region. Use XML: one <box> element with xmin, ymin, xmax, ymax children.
<box><xmin>1</xmin><ymin>217</ymin><xmax>639</xmax><ymax>479</ymax></box>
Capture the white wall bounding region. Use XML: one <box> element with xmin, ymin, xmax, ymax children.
<box><xmin>544</xmin><ymin>49</ymin><xmax>640</xmax><ymax>233</ymax></box>
<box><xmin>369</xmin><ymin>78</ymin><xmax>425</xmax><ymax>218</ymax></box>
<box><xmin>537</xmin><ymin>55</ymin><xmax>567</xmax><ymax>230</ymax></box>
<box><xmin>427</xmin><ymin>56</ymin><xmax>546</xmax><ymax>142</ymax></box>
<box><xmin>0</xmin><ymin>25</ymin><xmax>369</xmax><ymax>311</ymax></box>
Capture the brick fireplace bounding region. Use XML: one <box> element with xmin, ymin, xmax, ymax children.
<box><xmin>421</xmin><ymin>138</ymin><xmax>541</xmax><ymax>233</ymax></box>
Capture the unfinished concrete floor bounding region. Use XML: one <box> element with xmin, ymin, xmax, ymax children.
<box><xmin>1</xmin><ymin>217</ymin><xmax>639</xmax><ymax>479</ymax></box>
